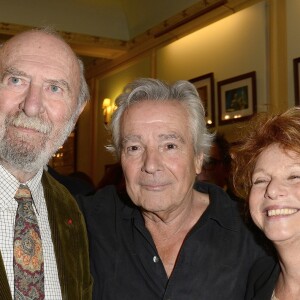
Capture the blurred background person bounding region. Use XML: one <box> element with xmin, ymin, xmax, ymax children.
<box><xmin>96</xmin><ymin>162</ymin><xmax>126</xmax><ymax>194</ymax></box>
<box><xmin>196</xmin><ymin>133</ymin><xmax>241</xmax><ymax>202</ymax></box>
<box><xmin>47</xmin><ymin>165</ymin><xmax>95</xmax><ymax>196</ymax></box>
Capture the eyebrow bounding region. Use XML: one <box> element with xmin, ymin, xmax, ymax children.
<box><xmin>1</xmin><ymin>67</ymin><xmax>30</xmax><ymax>81</ymax></box>
<box><xmin>253</xmin><ymin>162</ymin><xmax>300</xmax><ymax>175</ymax></box>
<box><xmin>158</xmin><ymin>133</ymin><xmax>185</xmax><ymax>143</ymax></box>
<box><xmin>122</xmin><ymin>135</ymin><xmax>142</xmax><ymax>145</ymax></box>
<box><xmin>121</xmin><ymin>133</ymin><xmax>185</xmax><ymax>145</ymax></box>
<box><xmin>252</xmin><ymin>167</ymin><xmax>265</xmax><ymax>175</ymax></box>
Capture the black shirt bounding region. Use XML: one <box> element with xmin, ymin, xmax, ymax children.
<box><xmin>78</xmin><ymin>182</ymin><xmax>267</xmax><ymax>300</ymax></box>
<box><xmin>245</xmin><ymin>256</ymin><xmax>279</xmax><ymax>300</ymax></box>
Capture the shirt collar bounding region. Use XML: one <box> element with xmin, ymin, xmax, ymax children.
<box><xmin>0</xmin><ymin>164</ymin><xmax>43</xmax><ymax>212</ymax></box>
<box><xmin>121</xmin><ymin>181</ymin><xmax>240</xmax><ymax>232</ymax></box>
<box><xmin>194</xmin><ymin>181</ymin><xmax>239</xmax><ymax>232</ymax></box>
<box><xmin>26</xmin><ymin>168</ymin><xmax>44</xmax><ymax>214</ymax></box>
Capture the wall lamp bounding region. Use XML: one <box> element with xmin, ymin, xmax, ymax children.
<box><xmin>102</xmin><ymin>98</ymin><xmax>117</xmax><ymax>125</ymax></box>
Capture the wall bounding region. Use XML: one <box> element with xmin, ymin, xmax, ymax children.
<box><xmin>82</xmin><ymin>56</ymin><xmax>152</xmax><ymax>183</ymax></box>
<box><xmin>78</xmin><ymin>0</ymin><xmax>300</xmax><ymax>183</ymax></box>
<box><xmin>156</xmin><ymin>1</ymin><xmax>267</xmax><ymax>140</ymax></box>
<box><xmin>78</xmin><ymin>1</ymin><xmax>269</xmax><ymax>183</ymax></box>
<box><xmin>0</xmin><ymin>0</ymin><xmax>202</xmax><ymax>40</ymax></box>
<box><xmin>287</xmin><ymin>0</ymin><xmax>300</xmax><ymax>106</ymax></box>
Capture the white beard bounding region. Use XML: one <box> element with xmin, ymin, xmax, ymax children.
<box><xmin>0</xmin><ymin>111</ymin><xmax>76</xmax><ymax>173</ymax></box>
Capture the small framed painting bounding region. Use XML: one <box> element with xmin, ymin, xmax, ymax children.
<box><xmin>190</xmin><ymin>72</ymin><xmax>215</xmax><ymax>127</ymax></box>
<box><xmin>217</xmin><ymin>71</ymin><xmax>256</xmax><ymax>125</ymax></box>
<box><xmin>293</xmin><ymin>57</ymin><xmax>300</xmax><ymax>105</ymax></box>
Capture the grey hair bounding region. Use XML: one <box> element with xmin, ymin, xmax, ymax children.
<box><xmin>107</xmin><ymin>78</ymin><xmax>214</xmax><ymax>160</ymax></box>
<box><xmin>75</xmin><ymin>58</ymin><xmax>90</xmax><ymax>116</ymax></box>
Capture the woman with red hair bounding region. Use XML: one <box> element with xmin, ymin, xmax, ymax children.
<box><xmin>232</xmin><ymin>106</ymin><xmax>300</xmax><ymax>300</ymax></box>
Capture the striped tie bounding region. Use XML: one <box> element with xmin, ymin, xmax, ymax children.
<box><xmin>13</xmin><ymin>184</ymin><xmax>45</xmax><ymax>299</ymax></box>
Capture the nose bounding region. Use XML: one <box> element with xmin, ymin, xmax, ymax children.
<box><xmin>141</xmin><ymin>148</ymin><xmax>162</xmax><ymax>174</ymax></box>
<box><xmin>265</xmin><ymin>179</ymin><xmax>287</xmax><ymax>200</ymax></box>
<box><xmin>19</xmin><ymin>84</ymin><xmax>45</xmax><ymax>117</ymax></box>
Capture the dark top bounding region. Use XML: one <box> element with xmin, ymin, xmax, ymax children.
<box><xmin>78</xmin><ymin>182</ymin><xmax>267</xmax><ymax>300</ymax></box>
<box><xmin>245</xmin><ymin>256</ymin><xmax>279</xmax><ymax>300</ymax></box>
<box><xmin>47</xmin><ymin>166</ymin><xmax>95</xmax><ymax>196</ymax></box>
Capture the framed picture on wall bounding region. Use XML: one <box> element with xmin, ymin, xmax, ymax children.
<box><xmin>217</xmin><ymin>71</ymin><xmax>256</xmax><ymax>125</ymax></box>
<box><xmin>189</xmin><ymin>72</ymin><xmax>215</xmax><ymax>127</ymax></box>
<box><xmin>293</xmin><ymin>57</ymin><xmax>300</xmax><ymax>105</ymax></box>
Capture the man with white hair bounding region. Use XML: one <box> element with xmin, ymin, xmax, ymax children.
<box><xmin>0</xmin><ymin>29</ymin><xmax>92</xmax><ymax>299</ymax></box>
<box><xmin>79</xmin><ymin>78</ymin><xmax>268</xmax><ymax>300</ymax></box>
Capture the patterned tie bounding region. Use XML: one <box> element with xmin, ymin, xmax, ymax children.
<box><xmin>13</xmin><ymin>184</ymin><xmax>45</xmax><ymax>300</ymax></box>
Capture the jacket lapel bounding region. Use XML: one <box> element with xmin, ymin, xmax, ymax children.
<box><xmin>42</xmin><ymin>172</ymin><xmax>83</xmax><ymax>299</ymax></box>
<box><xmin>42</xmin><ymin>172</ymin><xmax>69</xmax><ymax>297</ymax></box>
<box><xmin>0</xmin><ymin>251</ymin><xmax>12</xmax><ymax>300</ymax></box>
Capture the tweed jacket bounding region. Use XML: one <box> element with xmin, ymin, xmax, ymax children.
<box><xmin>0</xmin><ymin>171</ymin><xmax>92</xmax><ymax>300</ymax></box>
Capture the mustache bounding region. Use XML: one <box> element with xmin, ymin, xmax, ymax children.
<box><xmin>6</xmin><ymin>111</ymin><xmax>53</xmax><ymax>134</ymax></box>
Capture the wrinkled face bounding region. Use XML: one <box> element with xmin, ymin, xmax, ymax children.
<box><xmin>250</xmin><ymin>144</ymin><xmax>300</xmax><ymax>244</ymax></box>
<box><xmin>120</xmin><ymin>100</ymin><xmax>203</xmax><ymax>216</ymax></box>
<box><xmin>0</xmin><ymin>31</ymin><xmax>81</xmax><ymax>172</ymax></box>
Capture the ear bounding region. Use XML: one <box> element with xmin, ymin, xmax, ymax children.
<box><xmin>194</xmin><ymin>153</ymin><xmax>204</xmax><ymax>175</ymax></box>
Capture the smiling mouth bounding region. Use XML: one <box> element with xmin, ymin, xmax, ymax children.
<box><xmin>267</xmin><ymin>208</ymin><xmax>298</xmax><ymax>217</ymax></box>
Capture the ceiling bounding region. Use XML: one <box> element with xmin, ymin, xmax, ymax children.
<box><xmin>0</xmin><ymin>0</ymin><xmax>255</xmax><ymax>70</ymax></box>
<box><xmin>0</xmin><ymin>0</ymin><xmax>205</xmax><ymax>40</ymax></box>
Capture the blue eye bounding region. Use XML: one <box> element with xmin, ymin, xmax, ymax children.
<box><xmin>50</xmin><ymin>85</ymin><xmax>60</xmax><ymax>93</ymax></box>
<box><xmin>9</xmin><ymin>77</ymin><xmax>21</xmax><ymax>85</ymax></box>
<box><xmin>6</xmin><ymin>76</ymin><xmax>28</xmax><ymax>90</ymax></box>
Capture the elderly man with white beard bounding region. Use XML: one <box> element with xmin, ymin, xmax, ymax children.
<box><xmin>0</xmin><ymin>29</ymin><xmax>92</xmax><ymax>300</ymax></box>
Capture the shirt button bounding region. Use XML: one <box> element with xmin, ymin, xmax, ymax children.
<box><xmin>153</xmin><ymin>255</ymin><xmax>160</xmax><ymax>263</ymax></box>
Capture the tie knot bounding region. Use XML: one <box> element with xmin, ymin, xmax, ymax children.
<box><xmin>14</xmin><ymin>184</ymin><xmax>32</xmax><ymax>202</ymax></box>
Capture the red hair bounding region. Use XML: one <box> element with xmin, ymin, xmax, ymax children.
<box><xmin>232</xmin><ymin>106</ymin><xmax>300</xmax><ymax>200</ymax></box>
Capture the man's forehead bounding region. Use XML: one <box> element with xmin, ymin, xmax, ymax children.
<box><xmin>0</xmin><ymin>32</ymin><xmax>80</xmax><ymax>89</ymax></box>
<box><xmin>2</xmin><ymin>31</ymin><xmax>77</xmax><ymax>65</ymax></box>
<box><xmin>5</xmin><ymin>31</ymin><xmax>65</xmax><ymax>48</ymax></box>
